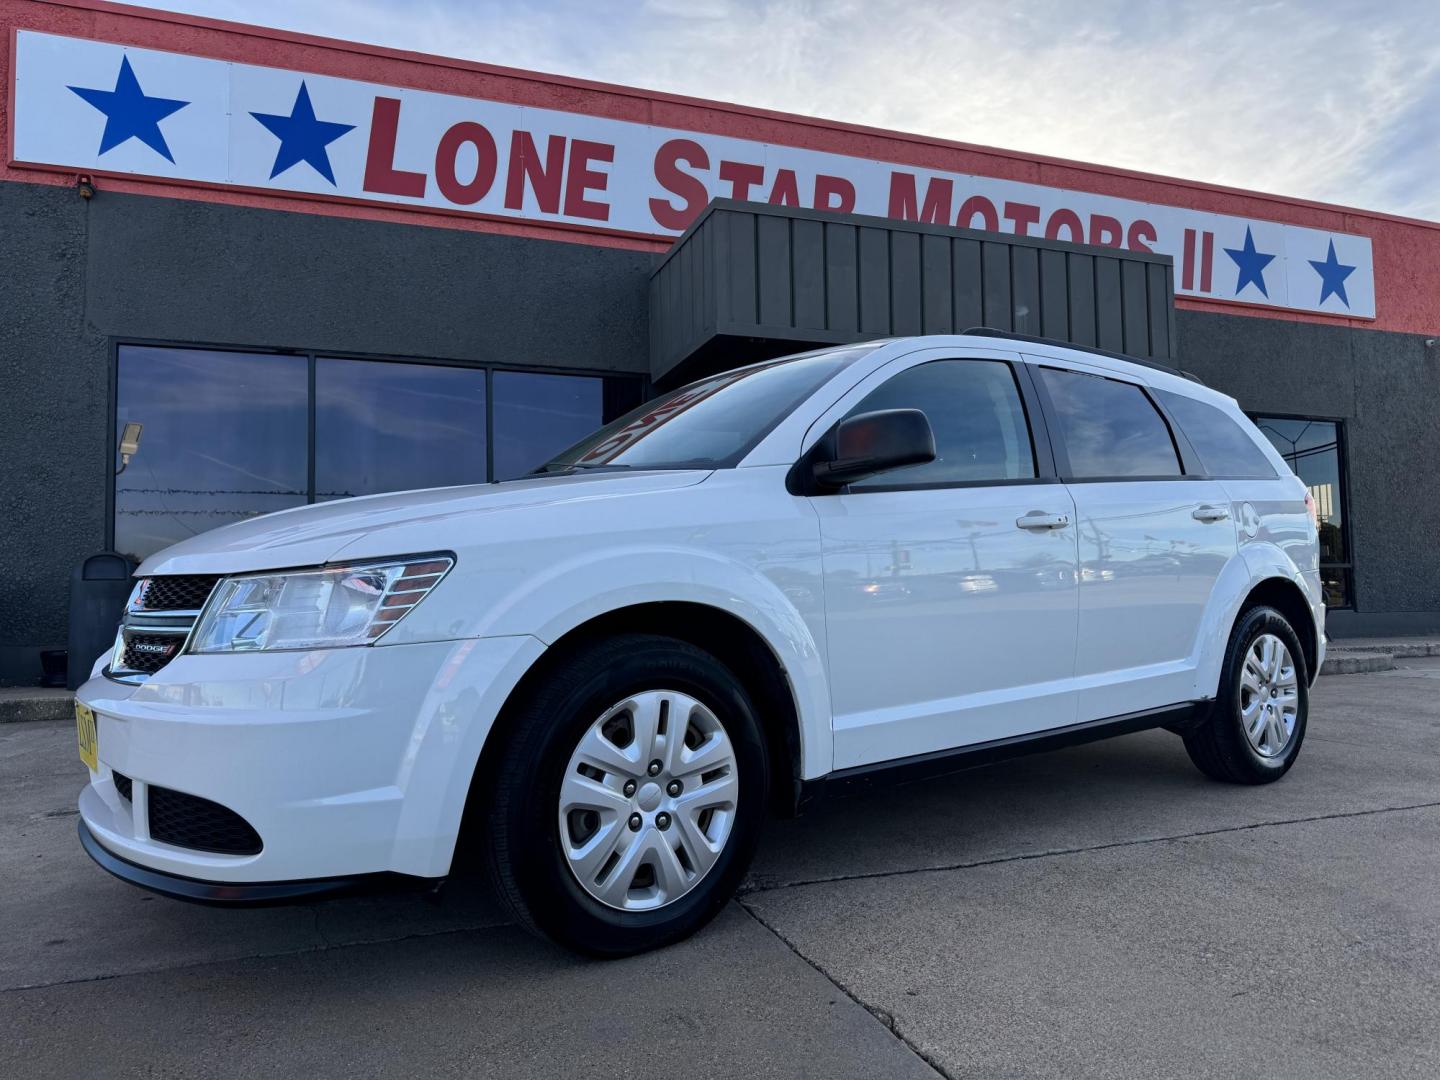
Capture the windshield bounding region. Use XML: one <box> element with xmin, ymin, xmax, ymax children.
<box><xmin>536</xmin><ymin>345</ymin><xmax>877</xmax><ymax>473</ymax></box>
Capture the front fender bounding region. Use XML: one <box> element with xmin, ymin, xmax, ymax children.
<box><xmin>475</xmin><ymin>545</ymin><xmax>833</xmax><ymax>780</ymax></box>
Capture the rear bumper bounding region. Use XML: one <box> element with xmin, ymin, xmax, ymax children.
<box><xmin>77</xmin><ymin>818</ymin><xmax>426</xmax><ymax>906</ymax></box>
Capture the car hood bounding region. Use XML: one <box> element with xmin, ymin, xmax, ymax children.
<box><xmin>136</xmin><ymin>470</ymin><xmax>711</xmax><ymax>577</ymax></box>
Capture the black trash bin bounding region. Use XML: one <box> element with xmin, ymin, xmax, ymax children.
<box><xmin>68</xmin><ymin>552</ymin><xmax>136</xmax><ymax>690</ymax></box>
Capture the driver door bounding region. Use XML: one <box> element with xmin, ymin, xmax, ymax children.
<box><xmin>809</xmin><ymin>350</ymin><xmax>1080</xmax><ymax>770</ymax></box>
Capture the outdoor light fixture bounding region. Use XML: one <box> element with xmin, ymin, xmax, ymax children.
<box><xmin>116</xmin><ymin>422</ymin><xmax>143</xmax><ymax>475</ymax></box>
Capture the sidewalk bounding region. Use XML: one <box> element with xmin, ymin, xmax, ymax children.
<box><xmin>0</xmin><ymin>687</ymin><xmax>73</xmax><ymax>723</ymax></box>
<box><xmin>1322</xmin><ymin>636</ymin><xmax>1440</xmax><ymax>675</ymax></box>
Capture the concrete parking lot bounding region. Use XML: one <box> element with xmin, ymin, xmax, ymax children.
<box><xmin>5</xmin><ymin>662</ymin><xmax>1439</xmax><ymax>1079</ymax></box>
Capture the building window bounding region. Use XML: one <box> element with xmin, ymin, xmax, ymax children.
<box><xmin>315</xmin><ymin>359</ymin><xmax>487</xmax><ymax>501</ymax></box>
<box><xmin>114</xmin><ymin>347</ymin><xmax>309</xmax><ymax>562</ymax></box>
<box><xmin>492</xmin><ymin>370</ymin><xmax>605</xmax><ymax>481</ymax></box>
<box><xmin>114</xmin><ymin>345</ymin><xmax>640</xmax><ymax>562</ymax></box>
<box><xmin>1251</xmin><ymin>416</ymin><xmax>1352</xmax><ymax>609</ymax></box>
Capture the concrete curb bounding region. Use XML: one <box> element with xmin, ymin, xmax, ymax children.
<box><xmin>1334</xmin><ymin>642</ymin><xmax>1440</xmax><ymax>657</ymax></box>
<box><xmin>0</xmin><ymin>689</ymin><xmax>74</xmax><ymax>723</ymax></box>
<box><xmin>1320</xmin><ymin>638</ymin><xmax>1440</xmax><ymax>676</ymax></box>
<box><xmin>1321</xmin><ymin>653</ymin><xmax>1397</xmax><ymax>675</ymax></box>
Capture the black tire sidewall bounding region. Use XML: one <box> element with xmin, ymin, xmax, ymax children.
<box><xmin>1218</xmin><ymin>606</ymin><xmax>1309</xmax><ymax>777</ymax></box>
<box><xmin>495</xmin><ymin>636</ymin><xmax>768</xmax><ymax>956</ymax></box>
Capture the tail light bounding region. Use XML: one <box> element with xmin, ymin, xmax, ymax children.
<box><xmin>1304</xmin><ymin>490</ymin><xmax>1319</xmax><ymax>526</ymax></box>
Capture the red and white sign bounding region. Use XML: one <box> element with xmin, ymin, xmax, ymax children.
<box><xmin>11</xmin><ymin>31</ymin><xmax>1375</xmax><ymax>318</ymax></box>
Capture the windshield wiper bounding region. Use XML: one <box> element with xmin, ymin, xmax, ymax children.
<box><xmin>532</xmin><ymin>461</ymin><xmax>633</xmax><ymax>475</ymax></box>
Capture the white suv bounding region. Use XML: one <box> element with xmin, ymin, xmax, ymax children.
<box><xmin>75</xmin><ymin>333</ymin><xmax>1323</xmax><ymax>955</ymax></box>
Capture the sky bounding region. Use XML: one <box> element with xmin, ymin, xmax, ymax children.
<box><xmin>127</xmin><ymin>0</ymin><xmax>1440</xmax><ymax>221</ymax></box>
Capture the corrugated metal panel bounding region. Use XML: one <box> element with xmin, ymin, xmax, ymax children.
<box><xmin>1067</xmin><ymin>252</ymin><xmax>1097</xmax><ymax>347</ymax></box>
<box><xmin>981</xmin><ymin>241</ymin><xmax>1011</xmax><ymax>331</ymax></box>
<box><xmin>858</xmin><ymin>226</ymin><xmax>889</xmax><ymax>334</ymax></box>
<box><xmin>952</xmin><ymin>239</ymin><xmax>983</xmax><ymax>330</ymax></box>
<box><xmin>921</xmin><ymin>233</ymin><xmax>951</xmax><ymax>334</ymax></box>
<box><xmin>793</xmin><ymin>217</ymin><xmax>825</xmax><ymax>330</ymax></box>
<box><xmin>825</xmin><ymin>222</ymin><xmax>859</xmax><ymax>333</ymax></box>
<box><xmin>650</xmin><ymin>199</ymin><xmax>1176</xmax><ymax>384</ymax></box>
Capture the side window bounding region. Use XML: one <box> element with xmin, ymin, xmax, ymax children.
<box><xmin>1038</xmin><ymin>367</ymin><xmax>1181</xmax><ymax>479</ymax></box>
<box><xmin>1155</xmin><ymin>390</ymin><xmax>1277</xmax><ymax>479</ymax></box>
<box><xmin>844</xmin><ymin>359</ymin><xmax>1035</xmax><ymax>489</ymax></box>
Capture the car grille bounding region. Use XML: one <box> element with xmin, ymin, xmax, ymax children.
<box><xmin>147</xmin><ymin>785</ymin><xmax>263</xmax><ymax>856</ymax></box>
<box><xmin>119</xmin><ymin>633</ymin><xmax>184</xmax><ymax>674</ymax></box>
<box><xmin>108</xmin><ymin>576</ymin><xmax>221</xmax><ymax>682</ymax></box>
<box><xmin>136</xmin><ymin>575</ymin><xmax>220</xmax><ymax>612</ymax></box>
<box><xmin>112</xmin><ymin>771</ymin><xmax>133</xmax><ymax>802</ymax></box>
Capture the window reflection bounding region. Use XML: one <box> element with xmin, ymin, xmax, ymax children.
<box><xmin>1254</xmin><ymin>416</ymin><xmax>1351</xmax><ymax>608</ymax></box>
<box><xmin>846</xmin><ymin>360</ymin><xmax>1035</xmax><ymax>488</ymax></box>
<box><xmin>114</xmin><ymin>346</ymin><xmax>629</xmax><ymax>561</ymax></box>
<box><xmin>493</xmin><ymin>371</ymin><xmax>605</xmax><ymax>480</ymax></box>
<box><xmin>114</xmin><ymin>347</ymin><xmax>307</xmax><ymax>563</ymax></box>
<box><xmin>1039</xmin><ymin>368</ymin><xmax>1181</xmax><ymax>478</ymax></box>
<box><xmin>316</xmin><ymin>359</ymin><xmax>486</xmax><ymax>501</ymax></box>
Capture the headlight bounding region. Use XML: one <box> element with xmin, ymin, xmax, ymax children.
<box><xmin>190</xmin><ymin>556</ymin><xmax>453</xmax><ymax>653</ymax></box>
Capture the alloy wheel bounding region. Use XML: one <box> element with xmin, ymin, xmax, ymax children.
<box><xmin>1239</xmin><ymin>632</ymin><xmax>1299</xmax><ymax>758</ymax></box>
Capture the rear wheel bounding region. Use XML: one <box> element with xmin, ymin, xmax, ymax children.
<box><xmin>484</xmin><ymin>634</ymin><xmax>767</xmax><ymax>956</ymax></box>
<box><xmin>1184</xmin><ymin>605</ymin><xmax>1309</xmax><ymax>784</ymax></box>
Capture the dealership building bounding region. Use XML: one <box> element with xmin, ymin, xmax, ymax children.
<box><xmin>3</xmin><ymin>0</ymin><xmax>1439</xmax><ymax>686</ymax></box>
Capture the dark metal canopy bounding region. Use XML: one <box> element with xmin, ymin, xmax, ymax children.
<box><xmin>649</xmin><ymin>199</ymin><xmax>1176</xmax><ymax>387</ymax></box>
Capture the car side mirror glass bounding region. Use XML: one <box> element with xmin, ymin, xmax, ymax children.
<box><xmin>812</xmin><ymin>408</ymin><xmax>936</xmax><ymax>488</ymax></box>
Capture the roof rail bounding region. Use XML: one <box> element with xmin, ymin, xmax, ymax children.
<box><xmin>959</xmin><ymin>327</ymin><xmax>1204</xmax><ymax>384</ymax></box>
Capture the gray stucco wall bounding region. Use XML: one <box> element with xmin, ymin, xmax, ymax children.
<box><xmin>0</xmin><ymin>179</ymin><xmax>653</xmax><ymax>685</ymax></box>
<box><xmin>1</xmin><ymin>180</ymin><xmax>110</xmax><ymax>686</ymax></box>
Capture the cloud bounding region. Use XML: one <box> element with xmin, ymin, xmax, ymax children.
<box><xmin>126</xmin><ymin>0</ymin><xmax>1440</xmax><ymax>220</ymax></box>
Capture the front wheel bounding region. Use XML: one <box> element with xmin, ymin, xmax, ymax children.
<box><xmin>483</xmin><ymin>634</ymin><xmax>768</xmax><ymax>956</ymax></box>
<box><xmin>1183</xmin><ymin>605</ymin><xmax>1309</xmax><ymax>784</ymax></box>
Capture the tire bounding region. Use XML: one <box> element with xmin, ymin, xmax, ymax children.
<box><xmin>483</xmin><ymin>633</ymin><xmax>768</xmax><ymax>956</ymax></box>
<box><xmin>1184</xmin><ymin>605</ymin><xmax>1309</xmax><ymax>784</ymax></box>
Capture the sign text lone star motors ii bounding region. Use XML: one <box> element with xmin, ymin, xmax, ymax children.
<box><xmin>12</xmin><ymin>31</ymin><xmax>1375</xmax><ymax>319</ymax></box>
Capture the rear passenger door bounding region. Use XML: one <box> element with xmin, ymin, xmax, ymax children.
<box><xmin>1030</xmin><ymin>361</ymin><xmax>1239</xmax><ymax>721</ymax></box>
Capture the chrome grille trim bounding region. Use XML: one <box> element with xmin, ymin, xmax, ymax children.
<box><xmin>105</xmin><ymin>576</ymin><xmax>218</xmax><ymax>684</ymax></box>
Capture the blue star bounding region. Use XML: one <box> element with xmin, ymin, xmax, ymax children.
<box><xmin>68</xmin><ymin>55</ymin><xmax>189</xmax><ymax>163</ymax></box>
<box><xmin>250</xmin><ymin>83</ymin><xmax>355</xmax><ymax>185</ymax></box>
<box><xmin>1224</xmin><ymin>226</ymin><xmax>1276</xmax><ymax>298</ymax></box>
<box><xmin>1308</xmin><ymin>240</ymin><xmax>1356</xmax><ymax>308</ymax></box>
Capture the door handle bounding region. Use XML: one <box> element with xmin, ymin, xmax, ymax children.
<box><xmin>1193</xmin><ymin>504</ymin><xmax>1231</xmax><ymax>523</ymax></box>
<box><xmin>1016</xmin><ymin>511</ymin><xmax>1070</xmax><ymax>531</ymax></box>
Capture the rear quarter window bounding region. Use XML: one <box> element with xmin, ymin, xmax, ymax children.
<box><xmin>1156</xmin><ymin>390</ymin><xmax>1277</xmax><ymax>479</ymax></box>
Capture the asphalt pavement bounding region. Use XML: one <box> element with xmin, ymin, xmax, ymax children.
<box><xmin>4</xmin><ymin>660</ymin><xmax>1439</xmax><ymax>1079</ymax></box>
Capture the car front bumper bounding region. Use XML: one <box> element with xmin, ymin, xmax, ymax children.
<box><xmin>76</xmin><ymin>818</ymin><xmax>423</xmax><ymax>904</ymax></box>
<box><xmin>75</xmin><ymin>634</ymin><xmax>544</xmax><ymax>889</ymax></box>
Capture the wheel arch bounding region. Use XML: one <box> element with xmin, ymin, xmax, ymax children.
<box><xmin>1238</xmin><ymin>577</ymin><xmax>1319</xmax><ymax>684</ymax></box>
<box><xmin>456</xmin><ymin>600</ymin><xmax>815</xmax><ymax>871</ymax></box>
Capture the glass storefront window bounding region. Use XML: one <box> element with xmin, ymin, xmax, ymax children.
<box><xmin>114</xmin><ymin>347</ymin><xmax>308</xmax><ymax>563</ymax></box>
<box><xmin>114</xmin><ymin>345</ymin><xmax>632</xmax><ymax>561</ymax></box>
<box><xmin>1252</xmin><ymin>416</ymin><xmax>1352</xmax><ymax>608</ymax></box>
<box><xmin>492</xmin><ymin>370</ymin><xmax>605</xmax><ymax>481</ymax></box>
<box><xmin>315</xmin><ymin>359</ymin><xmax>486</xmax><ymax>501</ymax></box>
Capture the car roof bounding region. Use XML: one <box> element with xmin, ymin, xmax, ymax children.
<box><xmin>868</xmin><ymin>331</ymin><xmax>1240</xmax><ymax>409</ymax></box>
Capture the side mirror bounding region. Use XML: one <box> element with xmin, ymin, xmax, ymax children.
<box><xmin>812</xmin><ymin>408</ymin><xmax>936</xmax><ymax>488</ymax></box>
